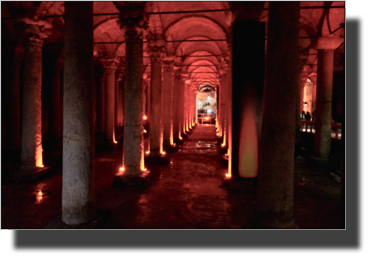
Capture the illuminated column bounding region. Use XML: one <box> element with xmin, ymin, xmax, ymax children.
<box><xmin>116</xmin><ymin>71</ymin><xmax>124</xmax><ymax>128</ymax></box>
<box><xmin>296</xmin><ymin>67</ymin><xmax>308</xmax><ymax>131</ymax></box>
<box><xmin>7</xmin><ymin>47</ymin><xmax>23</xmax><ymax>150</ymax></box>
<box><xmin>101</xmin><ymin>59</ymin><xmax>119</xmax><ymax>147</ymax></box>
<box><xmin>180</xmin><ymin>74</ymin><xmax>188</xmax><ymax>135</ymax></box>
<box><xmin>257</xmin><ymin>2</ymin><xmax>299</xmax><ymax>228</ymax></box>
<box><xmin>172</xmin><ymin>68</ymin><xmax>182</xmax><ymax>143</ymax></box>
<box><xmin>115</xmin><ymin>1</ymin><xmax>149</xmax><ymax>178</ymax></box>
<box><xmin>62</xmin><ymin>1</ymin><xmax>95</xmax><ymax>225</ymax></box>
<box><xmin>220</xmin><ymin>61</ymin><xmax>229</xmax><ymax>148</ymax></box>
<box><xmin>228</xmin><ymin>7</ymin><xmax>265</xmax><ymax>180</ymax></box>
<box><xmin>163</xmin><ymin>60</ymin><xmax>174</xmax><ymax>147</ymax></box>
<box><xmin>311</xmin><ymin>37</ymin><xmax>343</xmax><ymax>159</ymax></box>
<box><xmin>184</xmin><ymin>78</ymin><xmax>191</xmax><ymax>132</ymax></box>
<box><xmin>147</xmin><ymin>37</ymin><xmax>166</xmax><ymax>157</ymax></box>
<box><xmin>20</xmin><ymin>21</ymin><xmax>51</xmax><ymax>171</ymax></box>
<box><xmin>310</xmin><ymin>73</ymin><xmax>317</xmax><ymax>113</ymax></box>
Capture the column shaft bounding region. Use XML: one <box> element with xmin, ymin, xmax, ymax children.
<box><xmin>257</xmin><ymin>2</ymin><xmax>300</xmax><ymax>228</ymax></box>
<box><xmin>62</xmin><ymin>1</ymin><xmax>95</xmax><ymax>225</ymax></box>
<box><xmin>21</xmin><ymin>34</ymin><xmax>44</xmax><ymax>170</ymax></box>
<box><xmin>149</xmin><ymin>61</ymin><xmax>163</xmax><ymax>156</ymax></box>
<box><xmin>315</xmin><ymin>50</ymin><xmax>334</xmax><ymax>158</ymax></box>
<box><xmin>172</xmin><ymin>70</ymin><xmax>181</xmax><ymax>142</ymax></box>
<box><xmin>163</xmin><ymin>62</ymin><xmax>174</xmax><ymax>146</ymax></box>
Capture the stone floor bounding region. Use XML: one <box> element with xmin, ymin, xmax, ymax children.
<box><xmin>1</xmin><ymin>124</ymin><xmax>344</xmax><ymax>229</ymax></box>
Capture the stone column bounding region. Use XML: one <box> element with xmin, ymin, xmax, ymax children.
<box><xmin>163</xmin><ymin>60</ymin><xmax>174</xmax><ymax>147</ymax></box>
<box><xmin>310</xmin><ymin>73</ymin><xmax>317</xmax><ymax>113</ymax></box>
<box><xmin>180</xmin><ymin>74</ymin><xmax>187</xmax><ymax>136</ymax></box>
<box><xmin>147</xmin><ymin>38</ymin><xmax>166</xmax><ymax>157</ymax></box>
<box><xmin>220</xmin><ymin>61</ymin><xmax>229</xmax><ymax>148</ymax></box>
<box><xmin>311</xmin><ymin>36</ymin><xmax>343</xmax><ymax>159</ymax></box>
<box><xmin>7</xmin><ymin>47</ymin><xmax>23</xmax><ymax>151</ymax></box>
<box><xmin>172</xmin><ymin>68</ymin><xmax>182</xmax><ymax>143</ymax></box>
<box><xmin>114</xmin><ymin>1</ymin><xmax>149</xmax><ymax>181</ymax></box>
<box><xmin>101</xmin><ymin>59</ymin><xmax>119</xmax><ymax>147</ymax></box>
<box><xmin>228</xmin><ymin>3</ymin><xmax>265</xmax><ymax>181</ymax></box>
<box><xmin>62</xmin><ymin>1</ymin><xmax>95</xmax><ymax>225</ymax></box>
<box><xmin>116</xmin><ymin>71</ymin><xmax>124</xmax><ymax>129</ymax></box>
<box><xmin>184</xmin><ymin>78</ymin><xmax>191</xmax><ymax>133</ymax></box>
<box><xmin>256</xmin><ymin>2</ymin><xmax>300</xmax><ymax>228</ymax></box>
<box><xmin>20</xmin><ymin>21</ymin><xmax>51</xmax><ymax>171</ymax></box>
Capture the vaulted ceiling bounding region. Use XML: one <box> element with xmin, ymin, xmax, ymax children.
<box><xmin>1</xmin><ymin>1</ymin><xmax>345</xmax><ymax>92</ymax></box>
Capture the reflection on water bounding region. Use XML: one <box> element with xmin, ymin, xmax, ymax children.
<box><xmin>36</xmin><ymin>190</ymin><xmax>43</xmax><ymax>204</ymax></box>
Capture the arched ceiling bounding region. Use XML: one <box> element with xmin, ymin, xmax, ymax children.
<box><xmin>1</xmin><ymin>1</ymin><xmax>345</xmax><ymax>92</ymax></box>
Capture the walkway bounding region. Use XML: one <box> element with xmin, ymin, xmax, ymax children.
<box><xmin>1</xmin><ymin>124</ymin><xmax>343</xmax><ymax>229</ymax></box>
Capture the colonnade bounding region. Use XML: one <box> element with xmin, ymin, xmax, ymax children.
<box><xmin>4</xmin><ymin>1</ymin><xmax>343</xmax><ymax>227</ymax></box>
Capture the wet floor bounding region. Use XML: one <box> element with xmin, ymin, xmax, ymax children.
<box><xmin>1</xmin><ymin>124</ymin><xmax>343</xmax><ymax>229</ymax></box>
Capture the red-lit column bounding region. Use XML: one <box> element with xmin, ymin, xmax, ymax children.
<box><xmin>20</xmin><ymin>21</ymin><xmax>51</xmax><ymax>171</ymax></box>
<box><xmin>220</xmin><ymin>61</ymin><xmax>229</xmax><ymax>148</ymax></box>
<box><xmin>101</xmin><ymin>59</ymin><xmax>119</xmax><ymax>147</ymax></box>
<box><xmin>228</xmin><ymin>5</ymin><xmax>265</xmax><ymax>181</ymax></box>
<box><xmin>172</xmin><ymin>68</ymin><xmax>182</xmax><ymax>143</ymax></box>
<box><xmin>163</xmin><ymin>60</ymin><xmax>174</xmax><ymax>147</ymax></box>
<box><xmin>144</xmin><ymin>74</ymin><xmax>151</xmax><ymax>153</ymax></box>
<box><xmin>310</xmin><ymin>73</ymin><xmax>317</xmax><ymax>113</ymax></box>
<box><xmin>180</xmin><ymin>75</ymin><xmax>188</xmax><ymax>136</ymax></box>
<box><xmin>116</xmin><ymin>71</ymin><xmax>124</xmax><ymax>129</ymax></box>
<box><xmin>147</xmin><ymin>38</ymin><xmax>166</xmax><ymax>157</ymax></box>
<box><xmin>257</xmin><ymin>2</ymin><xmax>299</xmax><ymax>228</ymax></box>
<box><xmin>184</xmin><ymin>78</ymin><xmax>191</xmax><ymax>133</ymax></box>
<box><xmin>7</xmin><ymin>47</ymin><xmax>23</xmax><ymax>151</ymax></box>
<box><xmin>62</xmin><ymin>1</ymin><xmax>95</xmax><ymax>225</ymax></box>
<box><xmin>311</xmin><ymin>37</ymin><xmax>343</xmax><ymax>159</ymax></box>
<box><xmin>115</xmin><ymin>2</ymin><xmax>149</xmax><ymax>180</ymax></box>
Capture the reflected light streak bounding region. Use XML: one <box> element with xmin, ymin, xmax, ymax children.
<box><xmin>36</xmin><ymin>190</ymin><xmax>43</xmax><ymax>203</ymax></box>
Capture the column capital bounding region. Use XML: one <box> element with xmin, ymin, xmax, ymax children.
<box><xmin>147</xmin><ymin>36</ymin><xmax>167</xmax><ymax>63</ymax></box>
<box><xmin>311</xmin><ymin>37</ymin><xmax>344</xmax><ymax>51</ymax></box>
<box><xmin>163</xmin><ymin>60</ymin><xmax>175</xmax><ymax>72</ymax></box>
<box><xmin>115</xmin><ymin>1</ymin><xmax>149</xmax><ymax>40</ymax></box>
<box><xmin>100</xmin><ymin>58</ymin><xmax>119</xmax><ymax>72</ymax></box>
<box><xmin>308</xmin><ymin>72</ymin><xmax>317</xmax><ymax>84</ymax></box>
<box><xmin>22</xmin><ymin>19</ymin><xmax>52</xmax><ymax>46</ymax></box>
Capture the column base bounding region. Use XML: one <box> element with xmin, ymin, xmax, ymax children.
<box><xmin>163</xmin><ymin>143</ymin><xmax>179</xmax><ymax>152</ymax></box>
<box><xmin>13</xmin><ymin>166</ymin><xmax>52</xmax><ymax>183</ymax></box>
<box><xmin>113</xmin><ymin>170</ymin><xmax>151</xmax><ymax>187</ymax></box>
<box><xmin>45</xmin><ymin>208</ymin><xmax>112</xmax><ymax>229</ymax></box>
<box><xmin>145</xmin><ymin>153</ymin><xmax>170</xmax><ymax>165</ymax></box>
<box><xmin>222</xmin><ymin>177</ymin><xmax>258</xmax><ymax>192</ymax></box>
<box><xmin>175</xmin><ymin>138</ymin><xmax>185</xmax><ymax>145</ymax></box>
<box><xmin>306</xmin><ymin>155</ymin><xmax>330</xmax><ymax>167</ymax></box>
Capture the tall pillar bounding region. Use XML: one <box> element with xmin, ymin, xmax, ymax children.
<box><xmin>220</xmin><ymin>62</ymin><xmax>229</xmax><ymax>148</ymax></box>
<box><xmin>20</xmin><ymin>21</ymin><xmax>51</xmax><ymax>171</ymax></box>
<box><xmin>257</xmin><ymin>2</ymin><xmax>299</xmax><ymax>228</ymax></box>
<box><xmin>101</xmin><ymin>59</ymin><xmax>119</xmax><ymax>147</ymax></box>
<box><xmin>310</xmin><ymin>73</ymin><xmax>317</xmax><ymax>113</ymax></box>
<box><xmin>311</xmin><ymin>37</ymin><xmax>343</xmax><ymax>159</ymax></box>
<box><xmin>180</xmin><ymin>75</ymin><xmax>187</xmax><ymax>136</ymax></box>
<box><xmin>7</xmin><ymin>47</ymin><xmax>23</xmax><ymax>150</ymax></box>
<box><xmin>115</xmin><ymin>2</ymin><xmax>149</xmax><ymax>180</ymax></box>
<box><xmin>172</xmin><ymin>68</ymin><xmax>182</xmax><ymax>143</ymax></box>
<box><xmin>147</xmin><ymin>37</ymin><xmax>166</xmax><ymax>157</ymax></box>
<box><xmin>228</xmin><ymin>2</ymin><xmax>265</xmax><ymax>181</ymax></box>
<box><xmin>163</xmin><ymin>60</ymin><xmax>174</xmax><ymax>147</ymax></box>
<box><xmin>116</xmin><ymin>71</ymin><xmax>124</xmax><ymax>128</ymax></box>
<box><xmin>62</xmin><ymin>1</ymin><xmax>95</xmax><ymax>225</ymax></box>
<box><xmin>184</xmin><ymin>78</ymin><xmax>191</xmax><ymax>133</ymax></box>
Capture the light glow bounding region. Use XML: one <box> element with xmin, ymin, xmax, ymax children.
<box><xmin>143</xmin><ymin>115</ymin><xmax>147</xmax><ymax>120</ymax></box>
<box><xmin>161</xmin><ymin>151</ymin><xmax>166</xmax><ymax>155</ymax></box>
<box><xmin>144</xmin><ymin>129</ymin><xmax>147</xmax><ymax>133</ymax></box>
<box><xmin>119</xmin><ymin>166</ymin><xmax>125</xmax><ymax>172</ymax></box>
<box><xmin>225</xmin><ymin>173</ymin><xmax>231</xmax><ymax>179</ymax></box>
<box><xmin>145</xmin><ymin>151</ymin><xmax>150</xmax><ymax>155</ymax></box>
<box><xmin>36</xmin><ymin>190</ymin><xmax>43</xmax><ymax>204</ymax></box>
